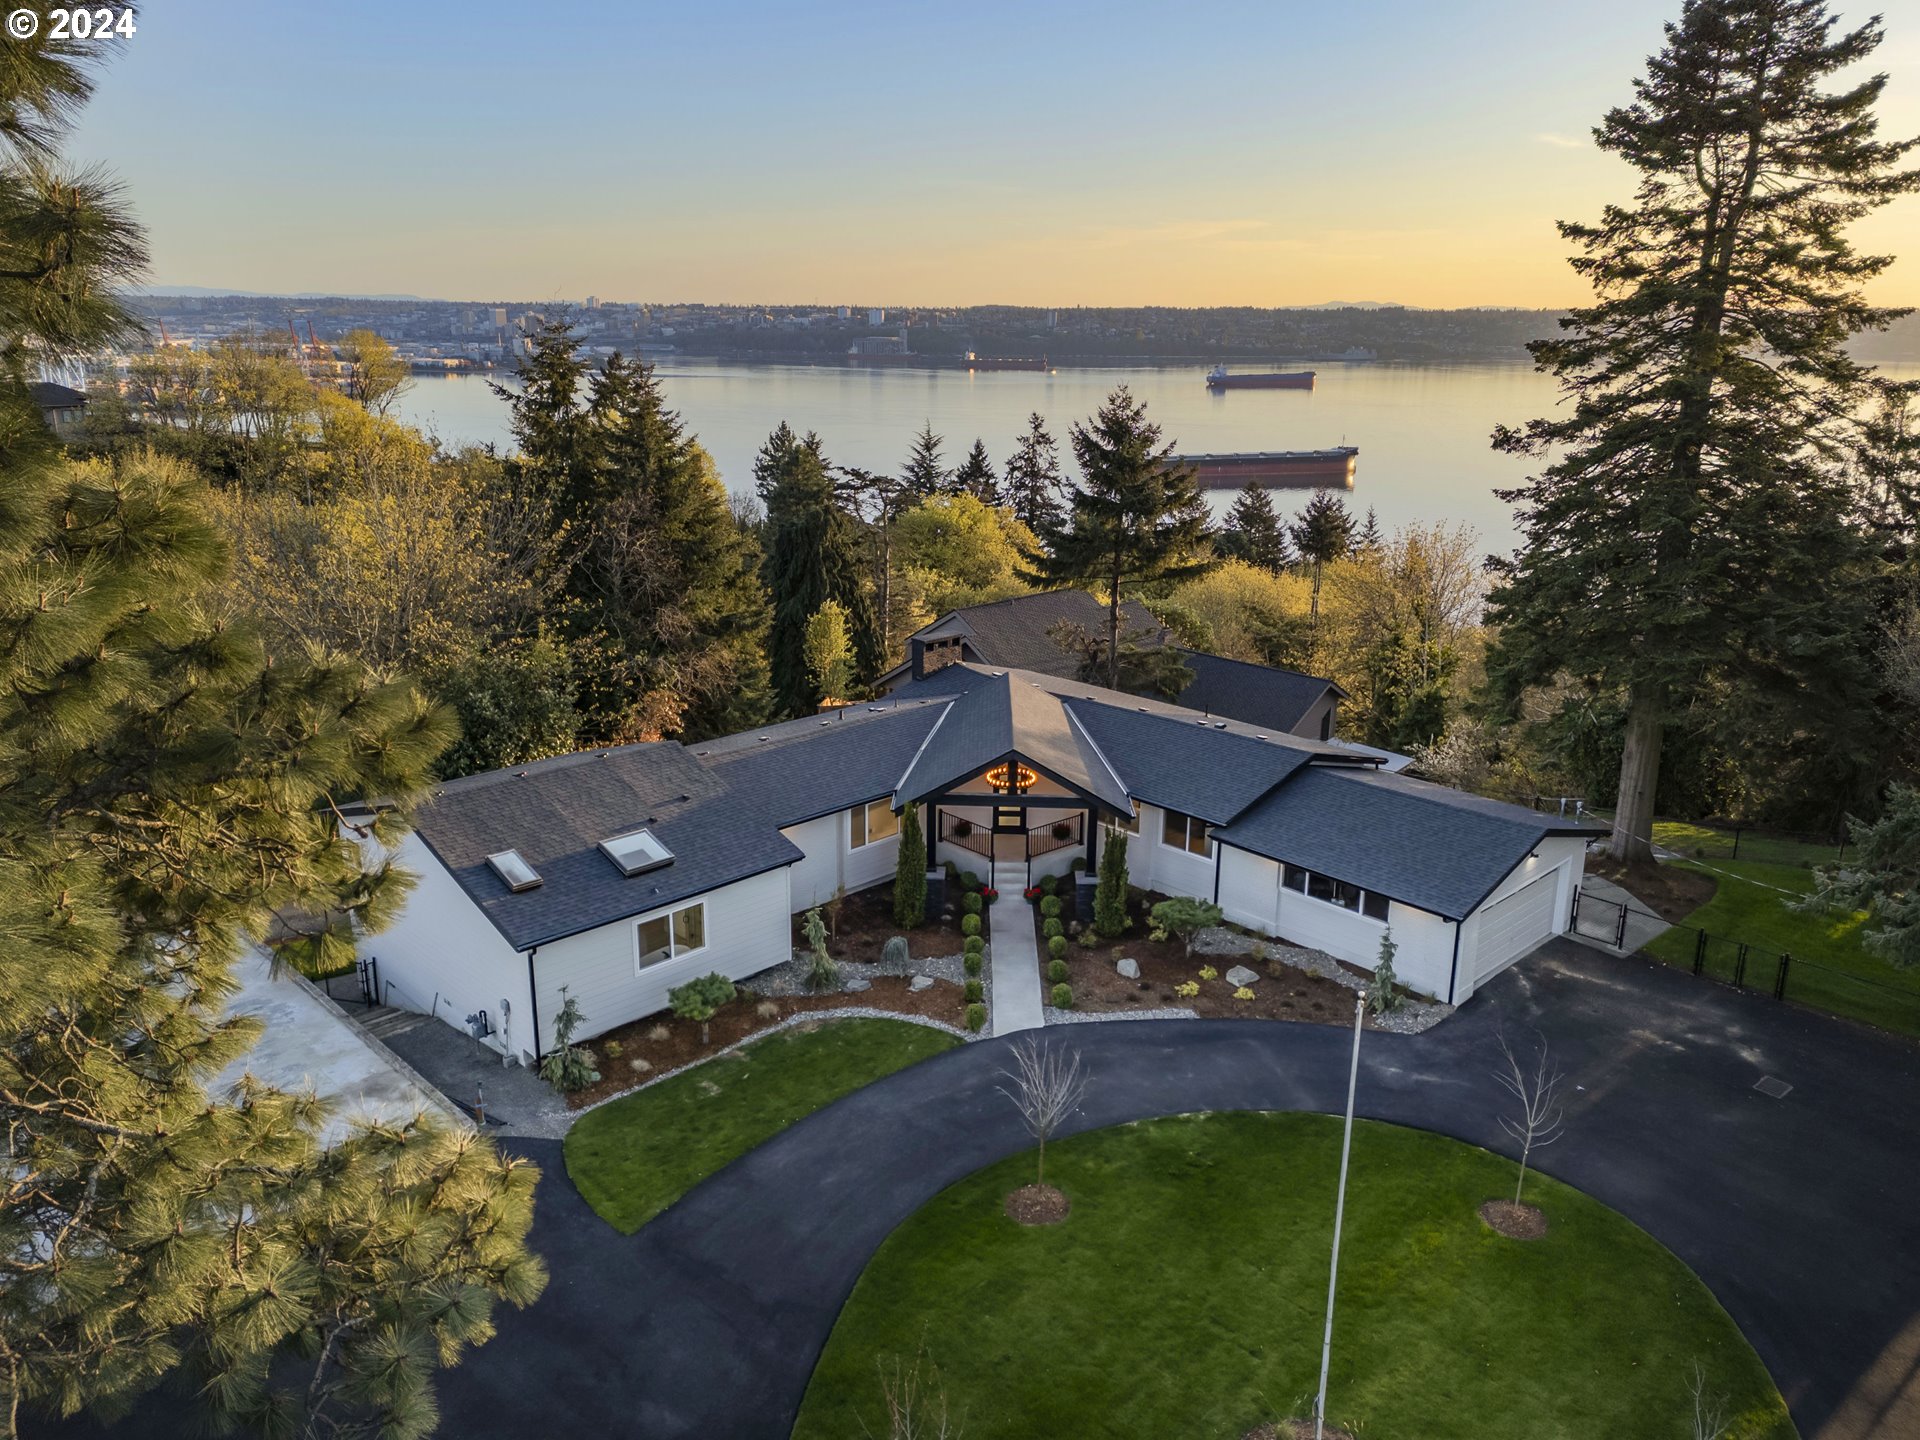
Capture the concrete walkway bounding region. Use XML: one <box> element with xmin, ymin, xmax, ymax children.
<box><xmin>987</xmin><ymin>861</ymin><xmax>1043</xmax><ymax>1033</ymax></box>
<box><xmin>1573</xmin><ymin>873</ymin><xmax>1673</xmax><ymax>953</ymax></box>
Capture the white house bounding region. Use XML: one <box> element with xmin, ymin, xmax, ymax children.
<box><xmin>360</xmin><ymin>661</ymin><xmax>1592</xmax><ymax>1065</ymax></box>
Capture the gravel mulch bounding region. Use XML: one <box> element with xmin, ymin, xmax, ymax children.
<box><xmin>1044</xmin><ymin>1004</ymin><xmax>1200</xmax><ymax>1025</ymax></box>
<box><xmin>755</xmin><ymin>947</ymin><xmax>968</xmax><ymax>997</ymax></box>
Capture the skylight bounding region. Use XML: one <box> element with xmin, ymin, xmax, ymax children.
<box><xmin>486</xmin><ymin>849</ymin><xmax>542</xmax><ymax>893</ymax></box>
<box><xmin>599</xmin><ymin>828</ymin><xmax>675</xmax><ymax>877</ymax></box>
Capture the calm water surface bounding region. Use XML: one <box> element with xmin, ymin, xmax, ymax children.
<box><xmin>389</xmin><ymin>361</ymin><xmax>1920</xmax><ymax>557</ymax></box>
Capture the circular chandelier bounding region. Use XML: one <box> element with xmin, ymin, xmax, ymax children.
<box><xmin>985</xmin><ymin>761</ymin><xmax>1038</xmax><ymax>794</ymax></box>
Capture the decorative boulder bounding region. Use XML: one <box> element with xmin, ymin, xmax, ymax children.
<box><xmin>1225</xmin><ymin>964</ymin><xmax>1261</xmax><ymax>989</ymax></box>
<box><xmin>909</xmin><ymin>975</ymin><xmax>934</xmax><ymax>992</ymax></box>
<box><xmin>1115</xmin><ymin>957</ymin><xmax>1141</xmax><ymax>980</ymax></box>
<box><xmin>845</xmin><ymin>977</ymin><xmax>872</xmax><ymax>992</ymax></box>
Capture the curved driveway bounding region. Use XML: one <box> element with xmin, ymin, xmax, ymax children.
<box><xmin>63</xmin><ymin>940</ymin><xmax>1920</xmax><ymax>1439</ymax></box>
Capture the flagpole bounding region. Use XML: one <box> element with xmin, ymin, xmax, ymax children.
<box><xmin>1315</xmin><ymin>996</ymin><xmax>1366</xmax><ymax>1440</ymax></box>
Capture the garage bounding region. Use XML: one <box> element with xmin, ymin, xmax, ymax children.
<box><xmin>1473</xmin><ymin>869</ymin><xmax>1562</xmax><ymax>983</ymax></box>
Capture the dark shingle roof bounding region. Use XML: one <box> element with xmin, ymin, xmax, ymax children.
<box><xmin>894</xmin><ymin>590</ymin><xmax>1163</xmax><ymax>678</ymax></box>
<box><xmin>1066</xmin><ymin>700</ymin><xmax>1317</xmax><ymax>824</ymax></box>
<box><xmin>413</xmin><ymin>744</ymin><xmax>802</xmax><ymax>951</ymax></box>
<box><xmin>28</xmin><ymin>381</ymin><xmax>86</xmax><ymax>409</ymax></box>
<box><xmin>702</xmin><ymin>703</ymin><xmax>947</xmax><ymax>825</ymax></box>
<box><xmin>1215</xmin><ymin>765</ymin><xmax>1591</xmax><ymax>920</ymax></box>
<box><xmin>1174</xmin><ymin>650</ymin><xmax>1342</xmax><ymax>733</ymax></box>
<box><xmin>893</xmin><ymin>671</ymin><xmax>1130</xmax><ymax>811</ymax></box>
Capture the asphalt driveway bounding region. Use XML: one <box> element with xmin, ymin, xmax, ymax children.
<box><xmin>52</xmin><ymin>939</ymin><xmax>1920</xmax><ymax>1439</ymax></box>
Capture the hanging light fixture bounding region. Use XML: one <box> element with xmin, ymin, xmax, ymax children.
<box><xmin>985</xmin><ymin>761</ymin><xmax>1038</xmax><ymax>794</ymax></box>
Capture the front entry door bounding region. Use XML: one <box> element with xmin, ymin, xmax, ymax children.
<box><xmin>991</xmin><ymin>805</ymin><xmax>1025</xmax><ymax>864</ymax></box>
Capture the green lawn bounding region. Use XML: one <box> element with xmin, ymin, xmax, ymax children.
<box><xmin>1641</xmin><ymin>859</ymin><xmax>1920</xmax><ymax>1037</ymax></box>
<box><xmin>795</xmin><ymin>1113</ymin><xmax>1793</xmax><ymax>1440</ymax></box>
<box><xmin>564</xmin><ymin>1017</ymin><xmax>959</xmax><ymax>1233</ymax></box>
<box><xmin>1651</xmin><ymin>819</ymin><xmax>1843</xmax><ymax>869</ymax></box>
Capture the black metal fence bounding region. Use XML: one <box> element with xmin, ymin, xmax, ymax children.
<box><xmin>1572</xmin><ymin>886</ymin><xmax>1915</xmax><ymax>1033</ymax></box>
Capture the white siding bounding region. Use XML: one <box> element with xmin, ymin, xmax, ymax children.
<box><xmin>1451</xmin><ymin>837</ymin><xmax>1585</xmax><ymax>1003</ymax></box>
<box><xmin>530</xmin><ymin>865</ymin><xmax>793</xmax><ymax>1052</ymax></box>
<box><xmin>783</xmin><ymin>815</ymin><xmax>841</xmax><ymax>911</ymax></box>
<box><xmin>1218</xmin><ymin>843</ymin><xmax>1456</xmax><ymax>1000</ymax></box>
<box><xmin>360</xmin><ymin>833</ymin><xmax>533</xmax><ymax>1062</ymax></box>
<box><xmin>844</xmin><ymin>803</ymin><xmax>900</xmax><ymax>891</ymax></box>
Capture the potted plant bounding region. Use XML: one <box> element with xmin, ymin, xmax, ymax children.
<box><xmin>952</xmin><ymin>818</ymin><xmax>973</xmax><ymax>839</ymax></box>
<box><xmin>1051</xmin><ymin>820</ymin><xmax>1072</xmax><ymax>842</ymax></box>
<box><xmin>1023</xmin><ymin>885</ymin><xmax>1043</xmax><ymax>903</ymax></box>
<box><xmin>981</xmin><ymin>886</ymin><xmax>999</xmax><ymax>905</ymax></box>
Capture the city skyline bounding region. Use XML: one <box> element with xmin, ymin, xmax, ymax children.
<box><xmin>76</xmin><ymin>0</ymin><xmax>1920</xmax><ymax>308</ymax></box>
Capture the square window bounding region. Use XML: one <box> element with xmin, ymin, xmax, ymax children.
<box><xmin>1362</xmin><ymin>891</ymin><xmax>1390</xmax><ymax>922</ymax></box>
<box><xmin>866</xmin><ymin>800</ymin><xmax>900</xmax><ymax>844</ymax></box>
<box><xmin>672</xmin><ymin>904</ymin><xmax>706</xmax><ymax>953</ymax></box>
<box><xmin>1162</xmin><ymin>809</ymin><xmax>1185</xmax><ymax>848</ymax></box>
<box><xmin>1331</xmin><ymin>880</ymin><xmax>1362</xmax><ymax>912</ymax></box>
<box><xmin>849</xmin><ymin>804</ymin><xmax>867</xmax><ymax>848</ymax></box>
<box><xmin>1284</xmin><ymin>865</ymin><xmax>1309</xmax><ymax>894</ymax></box>
<box><xmin>1186</xmin><ymin>819</ymin><xmax>1211</xmax><ymax>857</ymax></box>
<box><xmin>1307</xmin><ymin>871</ymin><xmax>1338</xmax><ymax>904</ymax></box>
<box><xmin>1121</xmin><ymin>800</ymin><xmax>1140</xmax><ymax>834</ymax></box>
<box><xmin>638</xmin><ymin>915</ymin><xmax>672</xmax><ymax>967</ymax></box>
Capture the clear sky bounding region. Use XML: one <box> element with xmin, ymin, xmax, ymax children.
<box><xmin>69</xmin><ymin>0</ymin><xmax>1920</xmax><ymax>307</ymax></box>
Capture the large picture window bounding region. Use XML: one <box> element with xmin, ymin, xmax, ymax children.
<box><xmin>1161</xmin><ymin>808</ymin><xmax>1211</xmax><ymax>857</ymax></box>
<box><xmin>850</xmin><ymin>798</ymin><xmax>901</xmax><ymax>849</ymax></box>
<box><xmin>637</xmin><ymin>902</ymin><xmax>707</xmax><ymax>969</ymax></box>
<box><xmin>1285</xmin><ymin>864</ymin><xmax>1391</xmax><ymax>923</ymax></box>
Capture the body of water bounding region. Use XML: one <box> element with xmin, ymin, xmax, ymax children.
<box><xmin>388</xmin><ymin>360</ymin><xmax>1920</xmax><ymax>557</ymax></box>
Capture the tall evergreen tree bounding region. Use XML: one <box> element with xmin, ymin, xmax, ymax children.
<box><xmin>1289</xmin><ymin>490</ymin><xmax>1355</xmax><ymax>644</ymax></box>
<box><xmin>1485</xmin><ymin>0</ymin><xmax>1918</xmax><ymax>864</ymax></box>
<box><xmin>1218</xmin><ymin>482</ymin><xmax>1293</xmax><ymax>573</ymax></box>
<box><xmin>0</xmin><ymin>38</ymin><xmax>545</xmax><ymax>1437</ymax></box>
<box><xmin>901</xmin><ymin>421</ymin><xmax>950</xmax><ymax>496</ymax></box>
<box><xmin>759</xmin><ymin>425</ymin><xmax>882</xmax><ymax>714</ymax></box>
<box><xmin>953</xmin><ymin>438</ymin><xmax>999</xmax><ymax>503</ymax></box>
<box><xmin>496</xmin><ymin>314</ymin><xmax>593</xmax><ymax>517</ymax></box>
<box><xmin>1023</xmin><ymin>387</ymin><xmax>1215</xmax><ymax>689</ymax></box>
<box><xmin>1355</xmin><ymin>506</ymin><xmax>1385</xmax><ymax>554</ymax></box>
<box><xmin>1002</xmin><ymin>411</ymin><xmax>1066</xmax><ymax>534</ymax></box>
<box><xmin>571</xmin><ymin>354</ymin><xmax>772</xmax><ymax>741</ymax></box>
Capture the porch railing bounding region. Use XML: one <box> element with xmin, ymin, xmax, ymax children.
<box><xmin>1027</xmin><ymin>811</ymin><xmax>1085</xmax><ymax>858</ymax></box>
<box><xmin>939</xmin><ymin>814</ymin><xmax>994</xmax><ymax>858</ymax></box>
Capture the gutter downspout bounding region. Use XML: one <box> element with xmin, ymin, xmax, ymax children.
<box><xmin>1445</xmin><ymin>922</ymin><xmax>1462</xmax><ymax>1006</ymax></box>
<box><xmin>525</xmin><ymin>947</ymin><xmax>542</xmax><ymax>1066</ymax></box>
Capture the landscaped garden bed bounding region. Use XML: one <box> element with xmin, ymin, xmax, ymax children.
<box><xmin>1038</xmin><ymin>886</ymin><xmax>1416</xmax><ymax>1028</ymax></box>
<box><xmin>565</xmin><ymin>1016</ymin><xmax>960</xmax><ymax>1233</ymax></box>
<box><xmin>800</xmin><ymin>881</ymin><xmax>965</xmax><ymax>964</ymax></box>
<box><xmin>560</xmin><ymin>973</ymin><xmax>968</xmax><ymax>1110</ymax></box>
<box><xmin>792</xmin><ymin>1112</ymin><xmax>1794</xmax><ymax>1440</ymax></box>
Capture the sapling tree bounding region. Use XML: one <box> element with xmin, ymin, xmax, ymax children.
<box><xmin>804</xmin><ymin>905</ymin><xmax>839</xmax><ymax>992</ymax></box>
<box><xmin>669</xmin><ymin>971</ymin><xmax>737</xmax><ymax>1045</ymax></box>
<box><xmin>1494</xmin><ymin>1032</ymin><xmax>1567</xmax><ymax>1206</ymax></box>
<box><xmin>867</xmin><ymin>1341</ymin><xmax>961</xmax><ymax>1440</ymax></box>
<box><xmin>998</xmin><ymin>1036</ymin><xmax>1089</xmax><ymax>1189</ymax></box>
<box><xmin>538</xmin><ymin>985</ymin><xmax>601</xmax><ymax>1092</ymax></box>
<box><xmin>1148</xmin><ymin>897</ymin><xmax>1223</xmax><ymax>957</ymax></box>
<box><xmin>1688</xmin><ymin>1363</ymin><xmax>1729</xmax><ymax>1440</ymax></box>
<box><xmin>1368</xmin><ymin>929</ymin><xmax>1402</xmax><ymax>1016</ymax></box>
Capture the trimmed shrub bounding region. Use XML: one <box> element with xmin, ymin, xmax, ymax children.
<box><xmin>1070</xmin><ymin>857</ymin><xmax>1087</xmax><ymax>873</ymax></box>
<box><xmin>964</xmin><ymin>977</ymin><xmax>983</xmax><ymax>1003</ymax></box>
<box><xmin>1040</xmin><ymin>896</ymin><xmax>1062</xmax><ymax>919</ymax></box>
<box><xmin>1043</xmin><ymin>917</ymin><xmax>1064</xmax><ymax>939</ymax></box>
<box><xmin>961</xmin><ymin>913</ymin><xmax>981</xmax><ymax>937</ymax></box>
<box><xmin>960</xmin><ymin>870</ymin><xmax>980</xmax><ymax>891</ymax></box>
<box><xmin>1048</xmin><ymin>958</ymin><xmax>1069</xmax><ymax>983</ymax></box>
<box><xmin>963</xmin><ymin>933</ymin><xmax>984</xmax><ymax>956</ymax></box>
<box><xmin>882</xmin><ymin>935</ymin><xmax>910</xmax><ymax>967</ymax></box>
<box><xmin>1040</xmin><ymin>873</ymin><xmax>1059</xmax><ymax>895</ymax></box>
<box><xmin>964</xmin><ymin>951</ymin><xmax>983</xmax><ymax>978</ymax></box>
<box><xmin>1048</xmin><ymin>934</ymin><xmax>1068</xmax><ymax>960</ymax></box>
<box><xmin>1050</xmin><ymin>983</ymin><xmax>1073</xmax><ymax>1009</ymax></box>
<box><xmin>965</xmin><ymin>1002</ymin><xmax>988</xmax><ymax>1033</ymax></box>
<box><xmin>963</xmin><ymin>892</ymin><xmax>984</xmax><ymax>915</ymax></box>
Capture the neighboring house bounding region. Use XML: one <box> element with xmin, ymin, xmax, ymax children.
<box><xmin>29</xmin><ymin>380</ymin><xmax>87</xmax><ymax>433</ymax></box>
<box><xmin>875</xmin><ymin>590</ymin><xmax>1346</xmax><ymax>742</ymax></box>
<box><xmin>363</xmin><ymin>662</ymin><xmax>1591</xmax><ymax>1065</ymax></box>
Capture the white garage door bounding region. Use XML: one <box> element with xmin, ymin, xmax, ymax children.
<box><xmin>1473</xmin><ymin>870</ymin><xmax>1561</xmax><ymax>982</ymax></box>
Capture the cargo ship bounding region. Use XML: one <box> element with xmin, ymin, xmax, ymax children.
<box><xmin>1170</xmin><ymin>448</ymin><xmax>1358</xmax><ymax>490</ymax></box>
<box><xmin>1205</xmin><ymin>365</ymin><xmax>1316</xmax><ymax>390</ymax></box>
<box><xmin>962</xmin><ymin>352</ymin><xmax>1051</xmax><ymax>372</ymax></box>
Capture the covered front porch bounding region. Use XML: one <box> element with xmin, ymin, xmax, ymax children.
<box><xmin>932</xmin><ymin>789</ymin><xmax>1093</xmax><ymax>887</ymax></box>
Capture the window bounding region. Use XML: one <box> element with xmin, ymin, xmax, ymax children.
<box><xmin>1286</xmin><ymin>864</ymin><xmax>1389</xmax><ymax>922</ymax></box>
<box><xmin>1120</xmin><ymin>799</ymin><xmax>1140</xmax><ymax>834</ymax></box>
<box><xmin>1161</xmin><ymin>808</ymin><xmax>1211</xmax><ymax>857</ymax></box>
<box><xmin>637</xmin><ymin>902</ymin><xmax>707</xmax><ymax>969</ymax></box>
<box><xmin>850</xmin><ymin>798</ymin><xmax>901</xmax><ymax>849</ymax></box>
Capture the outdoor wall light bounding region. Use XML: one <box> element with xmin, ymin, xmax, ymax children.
<box><xmin>986</xmin><ymin>761</ymin><xmax>1038</xmax><ymax>794</ymax></box>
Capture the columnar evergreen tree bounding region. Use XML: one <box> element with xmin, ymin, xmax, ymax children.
<box><xmin>0</xmin><ymin>36</ymin><xmax>545</xmax><ymax>1437</ymax></box>
<box><xmin>953</xmin><ymin>438</ymin><xmax>999</xmax><ymax>503</ymax></box>
<box><xmin>497</xmin><ymin>314</ymin><xmax>593</xmax><ymax>516</ymax></box>
<box><xmin>759</xmin><ymin>424</ymin><xmax>883</xmax><ymax>713</ymax></box>
<box><xmin>1355</xmin><ymin>506</ymin><xmax>1385</xmax><ymax>555</ymax></box>
<box><xmin>894</xmin><ymin>803</ymin><xmax>928</xmax><ymax>927</ymax></box>
<box><xmin>1002</xmin><ymin>411</ymin><xmax>1066</xmax><ymax>534</ymax></box>
<box><xmin>1219</xmin><ymin>481</ymin><xmax>1293</xmax><ymax>573</ymax></box>
<box><xmin>1289</xmin><ymin>490</ymin><xmax>1354</xmax><ymax>646</ymax></box>
<box><xmin>901</xmin><ymin>421</ymin><xmax>950</xmax><ymax>496</ymax></box>
<box><xmin>1022</xmin><ymin>387</ymin><xmax>1215</xmax><ymax>688</ymax></box>
<box><xmin>1485</xmin><ymin>0</ymin><xmax>1918</xmax><ymax>864</ymax></box>
<box><xmin>1094</xmin><ymin>830</ymin><xmax>1130</xmax><ymax>938</ymax></box>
